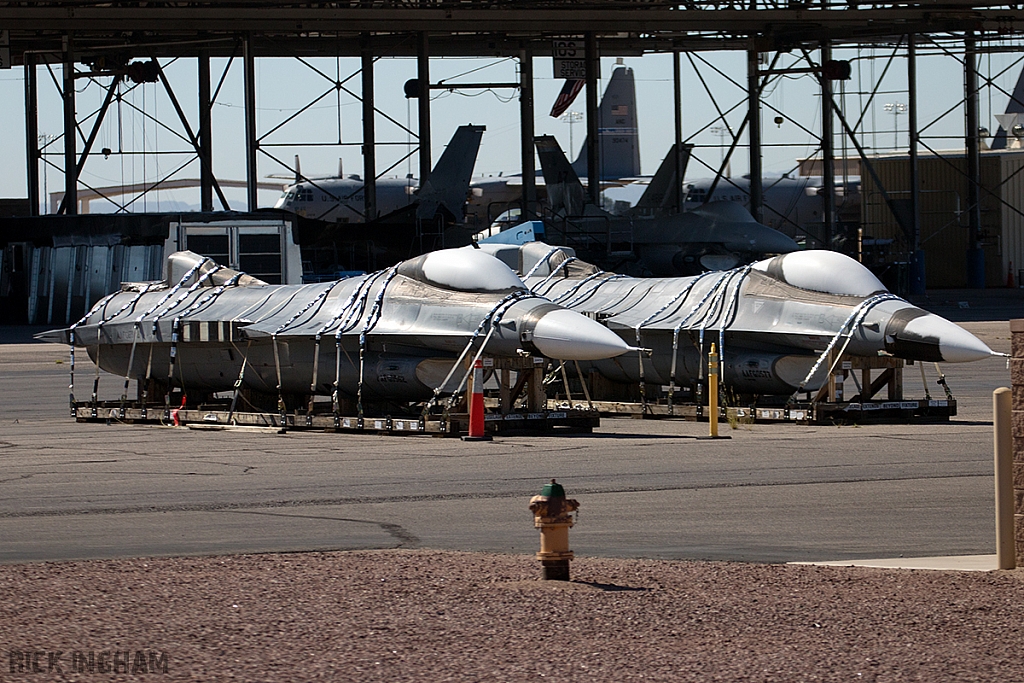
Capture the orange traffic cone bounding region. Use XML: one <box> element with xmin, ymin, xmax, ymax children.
<box><xmin>462</xmin><ymin>359</ymin><xmax>492</xmax><ymax>441</ymax></box>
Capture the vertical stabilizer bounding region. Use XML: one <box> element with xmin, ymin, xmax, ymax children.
<box><xmin>416</xmin><ymin>125</ymin><xmax>486</xmax><ymax>221</ymax></box>
<box><xmin>570</xmin><ymin>65</ymin><xmax>641</xmax><ymax>180</ymax></box>
<box><xmin>631</xmin><ymin>142</ymin><xmax>693</xmax><ymax>216</ymax></box>
<box><xmin>536</xmin><ymin>135</ymin><xmax>587</xmax><ymax>216</ymax></box>
<box><xmin>991</xmin><ymin>65</ymin><xmax>1024</xmax><ymax>150</ymax></box>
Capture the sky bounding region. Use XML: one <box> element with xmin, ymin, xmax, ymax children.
<box><xmin>2</xmin><ymin>35</ymin><xmax>1024</xmax><ymax>214</ymax></box>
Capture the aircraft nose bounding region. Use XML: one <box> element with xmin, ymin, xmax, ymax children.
<box><xmin>884</xmin><ymin>309</ymin><xmax>996</xmax><ymax>363</ymax></box>
<box><xmin>757</xmin><ymin>228</ymin><xmax>799</xmax><ymax>254</ymax></box>
<box><xmin>529</xmin><ymin>309</ymin><xmax>632</xmax><ymax>361</ymax></box>
<box><xmin>723</xmin><ymin>226</ymin><xmax>798</xmax><ymax>255</ymax></box>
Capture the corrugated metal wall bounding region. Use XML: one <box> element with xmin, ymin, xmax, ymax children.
<box><xmin>861</xmin><ymin>152</ymin><xmax>1013</xmax><ymax>288</ymax></box>
<box><xmin>1000</xmin><ymin>154</ymin><xmax>1024</xmax><ymax>287</ymax></box>
<box><xmin>27</xmin><ymin>244</ymin><xmax>164</xmax><ymax>326</ymax></box>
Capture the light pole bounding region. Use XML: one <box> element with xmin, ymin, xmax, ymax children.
<box><xmin>37</xmin><ymin>133</ymin><xmax>56</xmax><ymax>214</ymax></box>
<box><xmin>560</xmin><ymin>111</ymin><xmax>583</xmax><ymax>158</ymax></box>
<box><xmin>884</xmin><ymin>102</ymin><xmax>907</xmax><ymax>150</ymax></box>
<box><xmin>710</xmin><ymin>125</ymin><xmax>731</xmax><ymax>177</ymax></box>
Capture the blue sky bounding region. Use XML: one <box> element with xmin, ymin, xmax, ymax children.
<box><xmin>1</xmin><ymin>38</ymin><xmax>1023</xmax><ymax>213</ymax></box>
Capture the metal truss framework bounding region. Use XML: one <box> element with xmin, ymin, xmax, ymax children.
<box><xmin>6</xmin><ymin>1</ymin><xmax>1024</xmax><ymax>291</ymax></box>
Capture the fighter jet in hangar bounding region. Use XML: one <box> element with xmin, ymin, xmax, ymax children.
<box><xmin>273</xmin><ymin>124</ymin><xmax>485</xmax><ymax>224</ymax></box>
<box><xmin>477</xmin><ymin>242</ymin><xmax>998</xmax><ymax>396</ymax></box>
<box><xmin>532</xmin><ymin>135</ymin><xmax>799</xmax><ymax>276</ymax></box>
<box><xmin>36</xmin><ymin>247</ymin><xmax>631</xmax><ymax>405</ymax></box>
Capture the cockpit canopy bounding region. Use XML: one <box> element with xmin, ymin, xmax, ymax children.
<box><xmin>397</xmin><ymin>248</ymin><xmax>527</xmax><ymax>293</ymax></box>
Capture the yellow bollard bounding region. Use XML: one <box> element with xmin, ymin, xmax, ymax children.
<box><xmin>699</xmin><ymin>343</ymin><xmax>731</xmax><ymax>440</ymax></box>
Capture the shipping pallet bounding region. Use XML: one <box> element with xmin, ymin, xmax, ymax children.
<box><xmin>583</xmin><ymin>398</ymin><xmax>956</xmax><ymax>424</ymax></box>
<box><xmin>72</xmin><ymin>402</ymin><xmax>598</xmax><ymax>437</ymax></box>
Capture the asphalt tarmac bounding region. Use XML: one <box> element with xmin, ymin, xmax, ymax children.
<box><xmin>0</xmin><ymin>319</ymin><xmax>1014</xmax><ymax>565</ymax></box>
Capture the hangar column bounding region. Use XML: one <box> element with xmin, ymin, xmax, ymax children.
<box><xmin>746</xmin><ymin>48</ymin><xmax>763</xmax><ymax>223</ymax></box>
<box><xmin>673</xmin><ymin>50</ymin><xmax>684</xmax><ymax>213</ymax></box>
<box><xmin>243</xmin><ymin>33</ymin><xmax>258</xmax><ymax>212</ymax></box>
<box><xmin>62</xmin><ymin>33</ymin><xmax>77</xmax><ymax>215</ymax></box>
<box><xmin>418</xmin><ymin>32</ymin><xmax>431</xmax><ymax>184</ymax></box>
<box><xmin>24</xmin><ymin>53</ymin><xmax>39</xmax><ymax>216</ymax></box>
<box><xmin>821</xmin><ymin>41</ymin><xmax>836</xmax><ymax>251</ymax></box>
<box><xmin>965</xmin><ymin>33</ymin><xmax>985</xmax><ymax>289</ymax></box>
<box><xmin>198</xmin><ymin>49</ymin><xmax>214</xmax><ymax>213</ymax></box>
<box><xmin>908</xmin><ymin>35</ymin><xmax>926</xmax><ymax>295</ymax></box>
<box><xmin>585</xmin><ymin>32</ymin><xmax>600</xmax><ymax>207</ymax></box>
<box><xmin>362</xmin><ymin>39</ymin><xmax>377</xmax><ymax>221</ymax></box>
<box><xmin>520</xmin><ymin>48</ymin><xmax>536</xmax><ymax>219</ymax></box>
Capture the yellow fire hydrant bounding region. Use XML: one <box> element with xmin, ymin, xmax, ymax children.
<box><xmin>529</xmin><ymin>479</ymin><xmax>579</xmax><ymax>581</ymax></box>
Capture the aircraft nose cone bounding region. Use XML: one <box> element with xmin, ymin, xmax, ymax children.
<box><xmin>530</xmin><ymin>309</ymin><xmax>632</xmax><ymax>361</ymax></box>
<box><xmin>754</xmin><ymin>228</ymin><xmax>799</xmax><ymax>254</ymax></box>
<box><xmin>885</xmin><ymin>311</ymin><xmax>996</xmax><ymax>363</ymax></box>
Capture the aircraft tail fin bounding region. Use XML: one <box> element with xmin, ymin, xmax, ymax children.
<box><xmin>991</xmin><ymin>64</ymin><xmax>1024</xmax><ymax>150</ymax></box>
<box><xmin>631</xmin><ymin>142</ymin><xmax>694</xmax><ymax>216</ymax></box>
<box><xmin>535</xmin><ymin>135</ymin><xmax>587</xmax><ymax>216</ymax></box>
<box><xmin>570</xmin><ymin>65</ymin><xmax>641</xmax><ymax>180</ymax></box>
<box><xmin>416</xmin><ymin>124</ymin><xmax>486</xmax><ymax>221</ymax></box>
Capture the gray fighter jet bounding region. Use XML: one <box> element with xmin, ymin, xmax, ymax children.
<box><xmin>480</xmin><ymin>242</ymin><xmax>998</xmax><ymax>396</ymax></box>
<box><xmin>37</xmin><ymin>247</ymin><xmax>632</xmax><ymax>405</ymax></box>
<box><xmin>533</xmin><ymin>135</ymin><xmax>800</xmax><ymax>276</ymax></box>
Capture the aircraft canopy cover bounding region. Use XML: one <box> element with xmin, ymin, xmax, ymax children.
<box><xmin>418</xmin><ymin>248</ymin><xmax>526</xmax><ymax>292</ymax></box>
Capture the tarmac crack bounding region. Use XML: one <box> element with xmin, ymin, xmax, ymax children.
<box><xmin>223</xmin><ymin>509</ymin><xmax>419</xmax><ymax>546</ymax></box>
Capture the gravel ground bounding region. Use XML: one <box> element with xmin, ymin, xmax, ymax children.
<box><xmin>2</xmin><ymin>549</ymin><xmax>1023</xmax><ymax>682</ymax></box>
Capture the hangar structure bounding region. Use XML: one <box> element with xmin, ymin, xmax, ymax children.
<box><xmin>3</xmin><ymin>0</ymin><xmax>1024</xmax><ymax>321</ymax></box>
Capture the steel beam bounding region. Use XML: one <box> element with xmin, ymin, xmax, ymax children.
<box><xmin>24</xmin><ymin>53</ymin><xmax>38</xmax><ymax>216</ymax></box>
<box><xmin>520</xmin><ymin>48</ymin><xmax>536</xmax><ymax>219</ymax></box>
<box><xmin>908</xmin><ymin>35</ymin><xmax>926</xmax><ymax>294</ymax></box>
<box><xmin>586</xmin><ymin>32</ymin><xmax>600</xmax><ymax>207</ymax></box>
<box><xmin>747</xmin><ymin>48</ymin><xmax>762</xmax><ymax>223</ymax></box>
<box><xmin>61</xmin><ymin>33</ymin><xmax>76</xmax><ymax>216</ymax></box>
<box><xmin>244</xmin><ymin>33</ymin><xmax>258</xmax><ymax>212</ymax></box>
<box><xmin>418</xmin><ymin>32</ymin><xmax>431</xmax><ymax>185</ymax></box>
<box><xmin>821</xmin><ymin>41</ymin><xmax>835</xmax><ymax>251</ymax></box>
<box><xmin>198</xmin><ymin>49</ymin><xmax>213</xmax><ymax>212</ymax></box>
<box><xmin>673</xmin><ymin>50</ymin><xmax>683</xmax><ymax>214</ymax></box>
<box><xmin>965</xmin><ymin>32</ymin><xmax>985</xmax><ymax>289</ymax></box>
<box><xmin>0</xmin><ymin>7</ymin><xmax>1018</xmax><ymax>38</ymax></box>
<box><xmin>362</xmin><ymin>41</ymin><xmax>376</xmax><ymax>221</ymax></box>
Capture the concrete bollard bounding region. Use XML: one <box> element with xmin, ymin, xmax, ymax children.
<box><xmin>994</xmin><ymin>387</ymin><xmax>1016</xmax><ymax>569</ymax></box>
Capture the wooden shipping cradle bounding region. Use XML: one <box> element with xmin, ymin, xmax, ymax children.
<box><xmin>71</xmin><ymin>354</ymin><xmax>600</xmax><ymax>436</ymax></box>
<box><xmin>538</xmin><ymin>353</ymin><xmax>957</xmax><ymax>425</ymax></box>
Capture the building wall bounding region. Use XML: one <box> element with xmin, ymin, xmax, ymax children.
<box><xmin>861</xmin><ymin>152</ymin><xmax>1013</xmax><ymax>288</ymax></box>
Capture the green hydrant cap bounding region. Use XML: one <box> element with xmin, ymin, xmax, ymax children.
<box><xmin>540</xmin><ymin>479</ymin><xmax>565</xmax><ymax>498</ymax></box>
